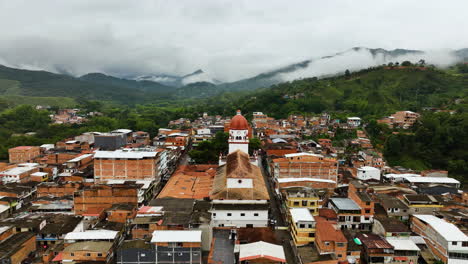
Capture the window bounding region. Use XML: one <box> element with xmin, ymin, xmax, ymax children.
<box><xmin>227</xmin><ymin>213</ymin><xmax>232</xmax><ymax>216</ymax></box>
<box><xmin>299</xmin><ymin>224</ymin><xmax>305</xmax><ymax>228</ymax></box>
<box><xmin>309</xmin><ymin>201</ymin><xmax>316</xmax><ymax>206</ymax></box>
<box><xmin>97</xmin><ymin>253</ymin><xmax>103</xmax><ymax>257</ymax></box>
<box><xmin>338</xmin><ymin>254</ymin><xmax>342</xmax><ymax>258</ymax></box>
<box><xmin>293</xmin><ymin>202</ymin><xmax>300</xmax><ymax>206</ymax></box>
<box><xmin>325</xmin><ymin>242</ymin><xmax>330</xmax><ymax>246</ymax></box>
<box><xmin>240</xmin><ymin>213</ymin><xmax>245</xmax><ymax>216</ymax></box>
<box><xmin>254</xmin><ymin>213</ymin><xmax>259</xmax><ymax>216</ymax></box>
<box><xmin>302</xmin><ymin>201</ymin><xmax>308</xmax><ymax>206</ymax></box>
<box><xmin>71</xmin><ymin>253</ymin><xmax>75</xmax><ymax>257</ymax></box>
<box><xmin>308</xmin><ymin>233</ymin><xmax>315</xmax><ymax>237</ymax></box>
<box><xmin>85</xmin><ymin>253</ymin><xmax>91</xmax><ymax>257</ymax></box>
<box><xmin>365</xmin><ymin>202</ymin><xmax>371</xmax><ymax>206</ymax></box>
<box><xmin>308</xmin><ymin>224</ymin><xmax>314</xmax><ymax>228</ymax></box>
<box><xmin>337</xmin><ymin>243</ymin><xmax>345</xmax><ymax>247</ymax></box>
<box><xmin>463</xmin><ymin>241</ymin><xmax>468</xmax><ymax>247</ymax></box>
<box><xmin>365</xmin><ymin>209</ymin><xmax>370</xmax><ymax>214</ymax></box>
<box><xmin>453</xmin><ymin>242</ymin><xmax>458</xmax><ymax>246</ymax></box>
<box><xmin>213</xmin><ymin>213</ymin><xmax>216</xmax><ymax>216</ymax></box>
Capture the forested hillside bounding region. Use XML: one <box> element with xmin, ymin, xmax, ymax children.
<box><xmin>195</xmin><ymin>65</ymin><xmax>468</xmax><ymax>119</ymax></box>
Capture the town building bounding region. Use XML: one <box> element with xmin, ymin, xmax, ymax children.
<box><xmin>348</xmin><ymin>181</ymin><xmax>375</xmax><ymax>230</ymax></box>
<box><xmin>347</xmin><ymin>117</ymin><xmax>361</xmax><ymax>128</ymax></box>
<box><xmin>157</xmin><ymin>165</ymin><xmax>217</xmax><ymax>200</ymax></box>
<box><xmin>328</xmin><ymin>198</ymin><xmax>362</xmax><ymax>230</ymax></box>
<box><xmin>386</xmin><ymin>237</ymin><xmax>420</xmax><ymax>264</ymax></box>
<box><xmin>271</xmin><ymin>153</ymin><xmax>338</xmax><ymax>189</ymax></box>
<box><xmin>357</xmin><ymin>233</ymin><xmax>394</xmax><ymax>264</ymax></box>
<box><xmin>0</xmin><ymin>165</ymin><xmax>39</xmax><ymax>183</ymax></box>
<box><xmin>315</xmin><ymin>217</ymin><xmax>348</xmax><ymax>262</ymax></box>
<box><xmin>151</xmin><ymin>230</ymin><xmax>202</xmax><ymax>264</ymax></box>
<box><xmin>282</xmin><ymin>187</ymin><xmax>321</xmax><ymax>215</ymax></box>
<box><xmin>8</xmin><ymin>146</ymin><xmax>41</xmax><ymax>164</ymax></box>
<box><xmin>238</xmin><ymin>241</ymin><xmax>287</xmax><ymax>263</ymax></box>
<box><xmin>94</xmin><ymin>149</ymin><xmax>161</xmax><ymax>183</ymax></box>
<box><xmin>61</xmin><ymin>241</ymin><xmax>114</xmax><ymax>263</ymax></box>
<box><xmin>357</xmin><ymin>166</ymin><xmax>381</xmax><ymax>181</ymax></box>
<box><xmin>74</xmin><ymin>184</ymin><xmax>139</xmax><ymax>215</ymax></box>
<box><xmin>378</xmin><ymin>111</ymin><xmax>420</xmax><ymax>129</ymax></box>
<box><xmin>228</xmin><ymin>110</ymin><xmax>250</xmax><ymax>155</ymax></box>
<box><xmin>210</xmin><ymin>150</ymin><xmax>270</xmax><ymax>228</ymax></box>
<box><xmin>410</xmin><ymin>214</ymin><xmax>468</xmax><ymax>263</ymax></box>
<box><xmin>0</xmin><ymin>232</ymin><xmax>36</xmax><ymax>263</ymax></box>
<box><xmin>289</xmin><ymin>208</ymin><xmax>316</xmax><ymax>246</ymax></box>
<box><xmin>94</xmin><ymin>132</ymin><xmax>127</xmax><ymax>150</ymax></box>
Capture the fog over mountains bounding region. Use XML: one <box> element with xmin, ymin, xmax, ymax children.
<box><xmin>127</xmin><ymin>47</ymin><xmax>467</xmax><ymax>89</ymax></box>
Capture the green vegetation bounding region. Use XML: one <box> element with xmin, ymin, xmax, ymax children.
<box><xmin>189</xmin><ymin>132</ymin><xmax>229</xmax><ymax>164</ymax></box>
<box><xmin>194</xmin><ymin>66</ymin><xmax>468</xmax><ymax>119</ymax></box>
<box><xmin>0</xmin><ymin>104</ymin><xmax>195</xmax><ymax>160</ymax></box>
<box><xmin>366</xmin><ymin>112</ymin><xmax>468</xmax><ymax>183</ymax></box>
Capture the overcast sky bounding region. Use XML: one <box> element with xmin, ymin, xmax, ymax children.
<box><xmin>0</xmin><ymin>0</ymin><xmax>466</xmax><ymax>81</ymax></box>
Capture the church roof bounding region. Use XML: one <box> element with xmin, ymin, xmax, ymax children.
<box><xmin>230</xmin><ymin>110</ymin><xmax>249</xmax><ymax>130</ymax></box>
<box><xmin>210</xmin><ymin>150</ymin><xmax>269</xmax><ymax>200</ymax></box>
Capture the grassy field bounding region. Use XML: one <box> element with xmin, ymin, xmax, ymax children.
<box><xmin>0</xmin><ymin>95</ymin><xmax>77</xmax><ymax>108</ymax></box>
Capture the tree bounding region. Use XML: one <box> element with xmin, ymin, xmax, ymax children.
<box><xmin>345</xmin><ymin>69</ymin><xmax>351</xmax><ymax>79</ymax></box>
<box><xmin>248</xmin><ymin>137</ymin><xmax>262</xmax><ymax>155</ymax></box>
<box><xmin>401</xmin><ymin>61</ymin><xmax>412</xmax><ymax>67</ymax></box>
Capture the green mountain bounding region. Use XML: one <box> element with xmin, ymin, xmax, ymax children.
<box><xmin>79</xmin><ymin>72</ymin><xmax>173</xmax><ymax>94</ymax></box>
<box><xmin>0</xmin><ymin>65</ymin><xmax>173</xmax><ymax>105</ymax></box>
<box><xmin>196</xmin><ymin>65</ymin><xmax>468</xmax><ymax>118</ymax></box>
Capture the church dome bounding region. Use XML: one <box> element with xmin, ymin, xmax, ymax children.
<box><xmin>230</xmin><ymin>110</ymin><xmax>249</xmax><ymax>130</ymax></box>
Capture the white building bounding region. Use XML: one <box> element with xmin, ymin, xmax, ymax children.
<box><xmin>411</xmin><ymin>215</ymin><xmax>468</xmax><ymax>264</ymax></box>
<box><xmin>347</xmin><ymin>117</ymin><xmax>361</xmax><ymax>128</ymax></box>
<box><xmin>357</xmin><ymin>166</ymin><xmax>381</xmax><ymax>181</ymax></box>
<box><xmin>228</xmin><ymin>110</ymin><xmax>250</xmax><ymax>154</ymax></box>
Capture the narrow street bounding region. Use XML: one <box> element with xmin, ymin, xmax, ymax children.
<box><xmin>260</xmin><ymin>156</ymin><xmax>298</xmax><ymax>264</ymax></box>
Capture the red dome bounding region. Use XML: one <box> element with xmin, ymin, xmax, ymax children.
<box><xmin>230</xmin><ymin>110</ymin><xmax>249</xmax><ymax>130</ymax></box>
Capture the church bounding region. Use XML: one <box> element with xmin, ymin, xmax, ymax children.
<box><xmin>219</xmin><ymin>110</ymin><xmax>260</xmax><ymax>166</ymax></box>
<box><xmin>210</xmin><ymin>110</ymin><xmax>270</xmax><ymax>228</ymax></box>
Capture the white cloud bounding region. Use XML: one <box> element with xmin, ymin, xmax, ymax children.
<box><xmin>0</xmin><ymin>0</ymin><xmax>466</xmax><ymax>82</ymax></box>
<box><xmin>279</xmin><ymin>49</ymin><xmax>461</xmax><ymax>81</ymax></box>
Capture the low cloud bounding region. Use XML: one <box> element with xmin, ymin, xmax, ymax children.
<box><xmin>279</xmin><ymin>49</ymin><xmax>461</xmax><ymax>82</ymax></box>
<box><xmin>0</xmin><ymin>0</ymin><xmax>467</xmax><ymax>82</ymax></box>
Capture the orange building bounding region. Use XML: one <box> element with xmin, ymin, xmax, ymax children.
<box><xmin>0</xmin><ymin>232</ymin><xmax>36</xmax><ymax>264</ymax></box>
<box><xmin>271</xmin><ymin>153</ymin><xmax>338</xmax><ymax>189</ymax></box>
<box><xmin>94</xmin><ymin>149</ymin><xmax>160</xmax><ymax>183</ymax></box>
<box><xmin>43</xmin><ymin>152</ymin><xmax>82</xmax><ymax>166</ymax></box>
<box><xmin>74</xmin><ymin>184</ymin><xmax>139</xmax><ymax>215</ymax></box>
<box><xmin>0</xmin><ymin>165</ymin><xmax>39</xmax><ymax>183</ymax></box>
<box><xmin>61</xmin><ymin>241</ymin><xmax>113</xmax><ymax>263</ymax></box>
<box><xmin>37</xmin><ymin>182</ymin><xmax>82</xmax><ymax>197</ymax></box>
<box><xmin>315</xmin><ymin>217</ymin><xmax>348</xmax><ymax>262</ymax></box>
<box><xmin>378</xmin><ymin>111</ymin><xmax>420</xmax><ymax>129</ymax></box>
<box><xmin>157</xmin><ymin>165</ymin><xmax>217</xmax><ymax>199</ymax></box>
<box><xmin>348</xmin><ymin>181</ymin><xmax>375</xmax><ymax>230</ymax></box>
<box><xmin>106</xmin><ymin>204</ymin><xmax>137</xmax><ymax>223</ymax></box>
<box><xmin>8</xmin><ymin>146</ymin><xmax>41</xmax><ymax>164</ymax></box>
<box><xmin>151</xmin><ymin>230</ymin><xmax>202</xmax><ymax>264</ymax></box>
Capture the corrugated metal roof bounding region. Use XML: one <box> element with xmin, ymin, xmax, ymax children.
<box><xmin>239</xmin><ymin>241</ymin><xmax>286</xmax><ymax>262</ymax></box>
<box><xmin>64</xmin><ymin>230</ymin><xmax>118</xmax><ymax>240</ymax></box>
<box><xmin>151</xmin><ymin>230</ymin><xmax>201</xmax><ymax>243</ymax></box>
<box><xmin>94</xmin><ymin>150</ymin><xmax>157</xmax><ymax>159</ymax></box>
<box><xmin>290</xmin><ymin>208</ymin><xmax>315</xmax><ymax>222</ymax></box>
<box><xmin>405</xmin><ymin>177</ymin><xmax>459</xmax><ymax>184</ymax></box>
<box><xmin>386</xmin><ymin>237</ymin><xmax>420</xmax><ymax>251</ymax></box>
<box><xmin>413</xmin><ymin>215</ymin><xmax>468</xmax><ymax>242</ymax></box>
<box><xmin>330</xmin><ymin>198</ymin><xmax>361</xmax><ymax>210</ymax></box>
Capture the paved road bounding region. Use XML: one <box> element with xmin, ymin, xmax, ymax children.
<box><xmin>260</xmin><ymin>156</ymin><xmax>298</xmax><ymax>264</ymax></box>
